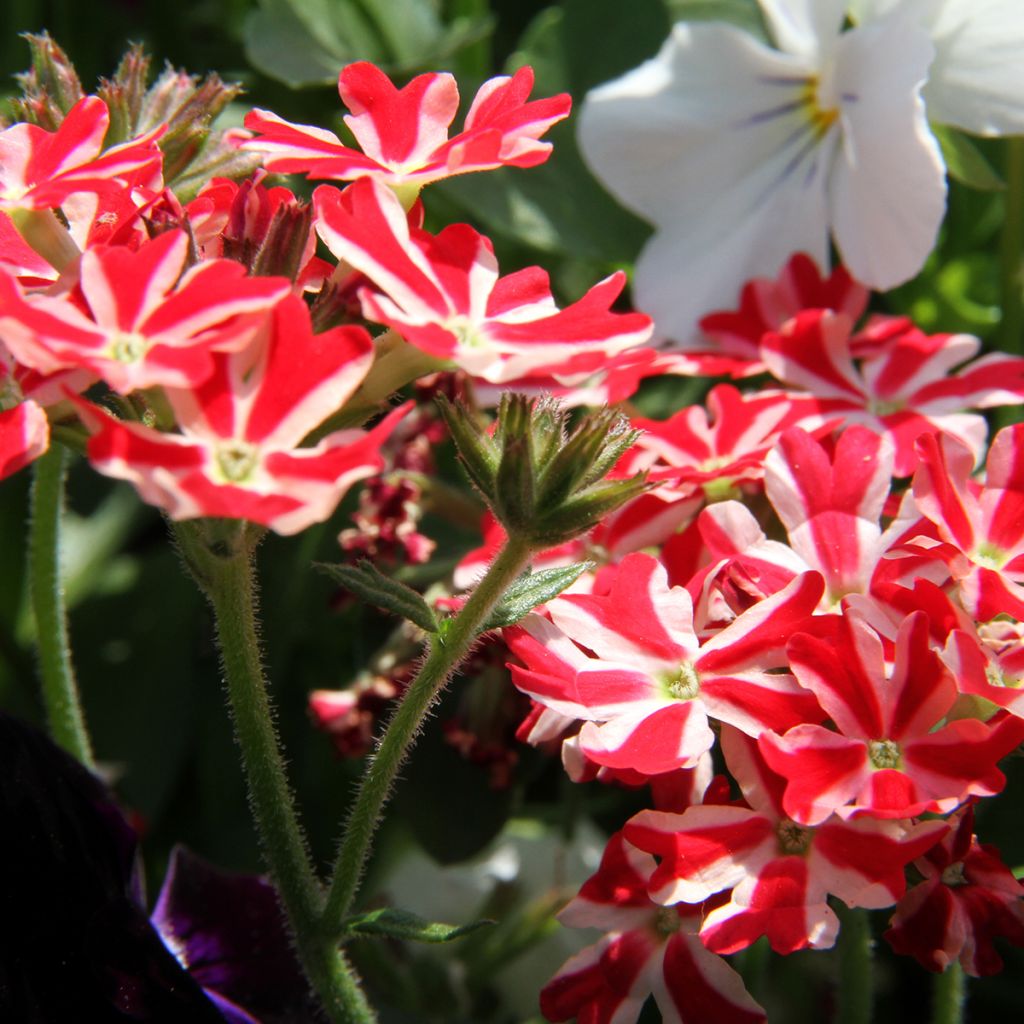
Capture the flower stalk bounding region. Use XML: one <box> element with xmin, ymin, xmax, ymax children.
<box><xmin>29</xmin><ymin>444</ymin><xmax>94</xmax><ymax>769</ymax></box>
<box><xmin>322</xmin><ymin>531</ymin><xmax>535</xmax><ymax>931</ymax></box>
<box><xmin>999</xmin><ymin>136</ymin><xmax>1024</xmax><ymax>358</ymax></box>
<box><xmin>173</xmin><ymin>518</ymin><xmax>375</xmax><ymax>1024</ymax></box>
<box><xmin>836</xmin><ymin>906</ymin><xmax>875</xmax><ymax>1024</ymax></box>
<box><xmin>931</xmin><ymin>962</ymin><xmax>966</xmax><ymax>1024</ymax></box>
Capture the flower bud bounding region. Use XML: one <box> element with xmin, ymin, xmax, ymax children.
<box><xmin>8</xmin><ymin>33</ymin><xmax>83</xmax><ymax>129</ymax></box>
<box><xmin>439</xmin><ymin>394</ymin><xmax>649</xmax><ymax>547</ymax></box>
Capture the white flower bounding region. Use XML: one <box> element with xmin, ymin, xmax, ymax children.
<box><xmin>578</xmin><ymin>0</ymin><xmax>1024</xmax><ymax>346</ymax></box>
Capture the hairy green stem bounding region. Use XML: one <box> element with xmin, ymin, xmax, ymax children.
<box><xmin>29</xmin><ymin>445</ymin><xmax>94</xmax><ymax>769</ymax></box>
<box><xmin>174</xmin><ymin>520</ymin><xmax>375</xmax><ymax>1024</ymax></box>
<box><xmin>931</xmin><ymin>962</ymin><xmax>966</xmax><ymax>1024</ymax></box>
<box><xmin>836</xmin><ymin>906</ymin><xmax>874</xmax><ymax>1024</ymax></box>
<box><xmin>322</xmin><ymin>534</ymin><xmax>534</xmax><ymax>931</ymax></box>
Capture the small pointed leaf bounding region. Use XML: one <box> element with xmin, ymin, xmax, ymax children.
<box><xmin>343</xmin><ymin>907</ymin><xmax>493</xmax><ymax>943</ymax></box>
<box><xmin>316</xmin><ymin>560</ymin><xmax>438</xmax><ymax>633</ymax></box>
<box><xmin>483</xmin><ymin>562</ymin><xmax>594</xmax><ymax>631</ymax></box>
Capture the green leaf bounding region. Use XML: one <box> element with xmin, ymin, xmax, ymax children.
<box><xmin>343</xmin><ymin>906</ymin><xmax>493</xmax><ymax>943</ymax></box>
<box><xmin>243</xmin><ymin>0</ymin><xmax>493</xmax><ymax>88</ymax></box>
<box><xmin>243</xmin><ymin>0</ymin><xmax>357</xmax><ymax>87</ymax></box>
<box><xmin>482</xmin><ymin>562</ymin><xmax>594</xmax><ymax>631</ymax></box>
<box><xmin>663</xmin><ymin>0</ymin><xmax>770</xmax><ymax>42</ymax></box>
<box><xmin>933</xmin><ymin>125</ymin><xmax>1005</xmax><ymax>192</ymax></box>
<box><xmin>316</xmin><ymin>560</ymin><xmax>439</xmax><ymax>633</ymax></box>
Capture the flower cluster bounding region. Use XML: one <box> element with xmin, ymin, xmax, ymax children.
<box><xmin>494</xmin><ymin>247</ymin><xmax>1024</xmax><ymax>1019</ymax></box>
<box><xmin>0</xmin><ymin>37</ymin><xmax>652</xmax><ymax>539</ymax></box>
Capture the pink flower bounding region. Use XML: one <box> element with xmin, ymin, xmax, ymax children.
<box><xmin>314</xmin><ymin>178</ymin><xmax>652</xmax><ymax>385</ymax></box>
<box><xmin>243</xmin><ymin>63</ymin><xmax>570</xmax><ymax>190</ymax></box>
<box><xmin>78</xmin><ymin>294</ymin><xmax>405</xmax><ymax>535</ymax></box>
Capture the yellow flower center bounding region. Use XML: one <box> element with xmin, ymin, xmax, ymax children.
<box><xmin>214</xmin><ymin>440</ymin><xmax>260</xmax><ymax>484</ymax></box>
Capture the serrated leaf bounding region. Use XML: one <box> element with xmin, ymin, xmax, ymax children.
<box><xmin>482</xmin><ymin>562</ymin><xmax>594</xmax><ymax>631</ymax></box>
<box><xmin>933</xmin><ymin>125</ymin><xmax>1005</xmax><ymax>192</ymax></box>
<box><xmin>316</xmin><ymin>560</ymin><xmax>438</xmax><ymax>633</ymax></box>
<box><xmin>344</xmin><ymin>906</ymin><xmax>493</xmax><ymax>943</ymax></box>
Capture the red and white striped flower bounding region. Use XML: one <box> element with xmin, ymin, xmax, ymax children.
<box><xmin>314</xmin><ymin>178</ymin><xmax>652</xmax><ymax>386</ymax></box>
<box><xmin>698</xmin><ymin>252</ymin><xmax>869</xmax><ymax>371</ymax></box>
<box><xmin>597</xmin><ymin>385</ymin><xmax>816</xmax><ymax>556</ymax></box>
<box><xmin>625</xmin><ymin>728</ymin><xmax>946</xmax><ymax>955</ymax></box>
<box><xmin>0</xmin><ymin>95</ymin><xmax>163</xmax><ymax>212</ymax></box>
<box><xmin>78</xmin><ymin>294</ymin><xmax>405</xmax><ymax>535</ymax></box>
<box><xmin>910</xmin><ymin>424</ymin><xmax>1024</xmax><ymax>621</ymax></box>
<box><xmin>759</xmin><ymin>610</ymin><xmax>1024</xmax><ymax>825</ymax></box>
<box><xmin>243</xmin><ymin>63</ymin><xmax>570</xmax><ymax>191</ymax></box>
<box><xmin>885</xmin><ymin>805</ymin><xmax>1024</xmax><ymax>976</ymax></box>
<box><xmin>761</xmin><ymin>310</ymin><xmax>1024</xmax><ymax>475</ymax></box>
<box><xmin>540</xmin><ymin>830</ymin><xmax>766</xmax><ymax>1024</ymax></box>
<box><xmin>763</xmin><ymin>426</ymin><xmax>896</xmax><ymax>605</ymax></box>
<box><xmin>0</xmin><ymin>230</ymin><xmax>290</xmax><ymax>393</ymax></box>
<box><xmin>0</xmin><ymin>389</ymin><xmax>48</xmax><ymax>481</ymax></box>
<box><xmin>505</xmin><ymin>553</ymin><xmax>823</xmax><ymax>777</ymax></box>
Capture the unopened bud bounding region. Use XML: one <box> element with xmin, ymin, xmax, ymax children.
<box><xmin>440</xmin><ymin>394</ymin><xmax>649</xmax><ymax>547</ymax></box>
<box><xmin>8</xmin><ymin>33</ymin><xmax>83</xmax><ymax>129</ymax></box>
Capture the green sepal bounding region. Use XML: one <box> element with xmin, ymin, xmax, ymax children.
<box><xmin>933</xmin><ymin>125</ymin><xmax>1005</xmax><ymax>192</ymax></box>
<box><xmin>11</xmin><ymin>33</ymin><xmax>84</xmax><ymax>128</ymax></box>
<box><xmin>436</xmin><ymin>395</ymin><xmax>498</xmax><ymax>500</ymax></box>
<box><xmin>315</xmin><ymin>560</ymin><xmax>438</xmax><ymax>633</ymax></box>
<box><xmin>341</xmin><ymin>906</ymin><xmax>493</xmax><ymax>944</ymax></box>
<box><xmin>494</xmin><ymin>431</ymin><xmax>536</xmax><ymax>532</ymax></box>
<box><xmin>532</xmin><ymin>475</ymin><xmax>652</xmax><ymax>546</ymax></box>
<box><xmin>538</xmin><ymin>408</ymin><xmax>638</xmax><ymax>509</ymax></box>
<box><xmin>482</xmin><ymin>561</ymin><xmax>594</xmax><ymax>631</ymax></box>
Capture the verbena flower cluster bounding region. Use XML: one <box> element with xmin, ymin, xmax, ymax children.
<box><xmin>2</xmin><ymin>9</ymin><xmax>1024</xmax><ymax>1022</ymax></box>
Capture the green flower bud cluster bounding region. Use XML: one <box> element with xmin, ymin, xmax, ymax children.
<box><xmin>438</xmin><ymin>393</ymin><xmax>650</xmax><ymax>547</ymax></box>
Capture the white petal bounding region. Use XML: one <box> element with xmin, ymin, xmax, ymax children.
<box><xmin>924</xmin><ymin>0</ymin><xmax>1024</xmax><ymax>135</ymax></box>
<box><xmin>758</xmin><ymin>0</ymin><xmax>846</xmax><ymax>59</ymax></box>
<box><xmin>580</xmin><ymin>21</ymin><xmax>841</xmax><ymax>343</ymax></box>
<box><xmin>854</xmin><ymin>0</ymin><xmax>1024</xmax><ymax>135</ymax></box>
<box><xmin>578</xmin><ymin>21</ymin><xmax>818</xmax><ymax>226</ymax></box>
<box><xmin>827</xmin><ymin>15</ymin><xmax>946</xmax><ymax>289</ymax></box>
<box><xmin>633</xmin><ymin>157</ymin><xmax>832</xmax><ymax>345</ymax></box>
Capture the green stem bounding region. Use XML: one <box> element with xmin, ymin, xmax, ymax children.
<box><xmin>931</xmin><ymin>962</ymin><xmax>966</xmax><ymax>1024</ymax></box>
<box><xmin>29</xmin><ymin>445</ymin><xmax>94</xmax><ymax>769</ymax></box>
<box><xmin>10</xmin><ymin>207</ymin><xmax>81</xmax><ymax>273</ymax></box>
<box><xmin>174</xmin><ymin>520</ymin><xmax>375</xmax><ymax>1024</ymax></box>
<box><xmin>836</xmin><ymin>906</ymin><xmax>874</xmax><ymax>1024</ymax></box>
<box><xmin>322</xmin><ymin>534</ymin><xmax>535</xmax><ymax>931</ymax></box>
<box><xmin>999</xmin><ymin>137</ymin><xmax>1024</xmax><ymax>357</ymax></box>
